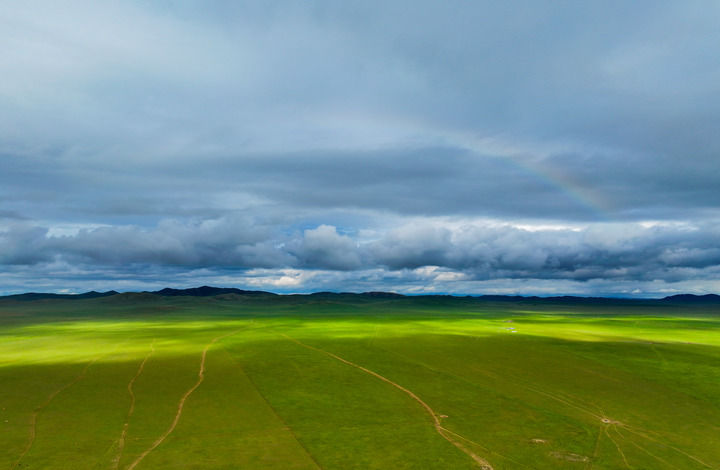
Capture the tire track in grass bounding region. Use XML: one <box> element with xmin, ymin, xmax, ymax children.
<box><xmin>281</xmin><ymin>334</ymin><xmax>494</xmax><ymax>470</ymax></box>
<box><xmin>11</xmin><ymin>358</ymin><xmax>98</xmax><ymax>470</ymax></box>
<box><xmin>372</xmin><ymin>344</ymin><xmax>530</xmax><ymax>467</ymax></box>
<box><xmin>112</xmin><ymin>340</ymin><xmax>155</xmax><ymax>470</ymax></box>
<box><xmin>440</xmin><ymin>426</ymin><xmax>532</xmax><ymax>469</ymax></box>
<box><xmin>616</xmin><ymin>427</ymin><xmax>681</xmax><ymax>470</ymax></box>
<box><xmin>523</xmin><ymin>381</ymin><xmax>713</xmax><ymax>469</ymax></box>
<box><xmin>617</xmin><ymin>424</ymin><xmax>714</xmax><ymax>469</ymax></box>
<box><xmin>586</xmin><ymin>425</ymin><xmax>604</xmax><ymax>470</ymax></box>
<box><xmin>523</xmin><ymin>385</ymin><xmax>605</xmax><ymax>422</ymax></box>
<box><xmin>125</xmin><ymin>328</ymin><xmax>246</xmax><ymax>470</ymax></box>
<box><xmin>605</xmin><ymin>426</ymin><xmax>630</xmax><ymax>469</ymax></box>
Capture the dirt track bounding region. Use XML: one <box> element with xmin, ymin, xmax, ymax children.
<box><xmin>281</xmin><ymin>334</ymin><xmax>494</xmax><ymax>470</ymax></box>
<box><xmin>113</xmin><ymin>340</ymin><xmax>155</xmax><ymax>470</ymax></box>
<box><xmin>125</xmin><ymin>329</ymin><xmax>244</xmax><ymax>470</ymax></box>
<box><xmin>11</xmin><ymin>358</ymin><xmax>97</xmax><ymax>470</ymax></box>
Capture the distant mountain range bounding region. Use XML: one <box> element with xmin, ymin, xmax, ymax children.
<box><xmin>1</xmin><ymin>286</ymin><xmax>719</xmax><ymax>303</ymax></box>
<box><xmin>659</xmin><ymin>293</ymin><xmax>720</xmax><ymax>303</ymax></box>
<box><xmin>153</xmin><ymin>286</ymin><xmax>275</xmax><ymax>297</ymax></box>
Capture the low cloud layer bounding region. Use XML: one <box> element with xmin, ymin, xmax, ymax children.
<box><xmin>2</xmin><ymin>218</ymin><xmax>720</xmax><ymax>296</ymax></box>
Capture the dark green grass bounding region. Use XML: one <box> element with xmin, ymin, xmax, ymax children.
<box><xmin>229</xmin><ymin>337</ymin><xmax>476</xmax><ymax>470</ymax></box>
<box><xmin>1</xmin><ymin>296</ymin><xmax>719</xmax><ymax>469</ymax></box>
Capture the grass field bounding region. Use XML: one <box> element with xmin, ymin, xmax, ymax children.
<box><xmin>1</xmin><ymin>294</ymin><xmax>719</xmax><ymax>469</ymax></box>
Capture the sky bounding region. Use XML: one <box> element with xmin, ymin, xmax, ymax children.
<box><xmin>1</xmin><ymin>0</ymin><xmax>720</xmax><ymax>297</ymax></box>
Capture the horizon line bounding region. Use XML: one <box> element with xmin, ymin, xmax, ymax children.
<box><xmin>2</xmin><ymin>285</ymin><xmax>719</xmax><ymax>302</ymax></box>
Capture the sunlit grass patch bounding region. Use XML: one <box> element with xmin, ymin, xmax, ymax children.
<box><xmin>1</xmin><ymin>298</ymin><xmax>719</xmax><ymax>469</ymax></box>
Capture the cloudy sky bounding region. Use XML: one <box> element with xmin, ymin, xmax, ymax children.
<box><xmin>1</xmin><ymin>1</ymin><xmax>719</xmax><ymax>296</ymax></box>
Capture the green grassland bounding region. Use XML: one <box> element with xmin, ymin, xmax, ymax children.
<box><xmin>1</xmin><ymin>294</ymin><xmax>719</xmax><ymax>469</ymax></box>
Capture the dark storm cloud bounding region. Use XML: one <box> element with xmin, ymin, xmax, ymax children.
<box><xmin>0</xmin><ymin>218</ymin><xmax>292</xmax><ymax>268</ymax></box>
<box><xmin>2</xmin><ymin>219</ymin><xmax>720</xmax><ymax>289</ymax></box>
<box><xmin>3</xmin><ymin>144</ymin><xmax>718</xmax><ymax>224</ymax></box>
<box><xmin>368</xmin><ymin>222</ymin><xmax>720</xmax><ymax>282</ymax></box>
<box><xmin>2</xmin><ymin>0</ymin><xmax>719</xmax><ymax>222</ymax></box>
<box><xmin>1</xmin><ymin>1</ymin><xmax>719</xmax><ymax>294</ymax></box>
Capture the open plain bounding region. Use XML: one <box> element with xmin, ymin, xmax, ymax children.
<box><xmin>2</xmin><ymin>292</ymin><xmax>719</xmax><ymax>469</ymax></box>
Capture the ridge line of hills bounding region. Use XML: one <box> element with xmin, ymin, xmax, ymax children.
<box><xmin>1</xmin><ymin>286</ymin><xmax>719</xmax><ymax>304</ymax></box>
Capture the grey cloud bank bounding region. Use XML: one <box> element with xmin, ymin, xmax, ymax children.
<box><xmin>2</xmin><ymin>218</ymin><xmax>720</xmax><ymax>296</ymax></box>
<box><xmin>1</xmin><ymin>1</ymin><xmax>719</xmax><ymax>295</ymax></box>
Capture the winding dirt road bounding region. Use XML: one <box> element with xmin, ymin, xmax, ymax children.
<box><xmin>281</xmin><ymin>334</ymin><xmax>494</xmax><ymax>470</ymax></box>
<box><xmin>113</xmin><ymin>340</ymin><xmax>155</xmax><ymax>470</ymax></box>
<box><xmin>125</xmin><ymin>329</ymin><xmax>244</xmax><ymax>470</ymax></box>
